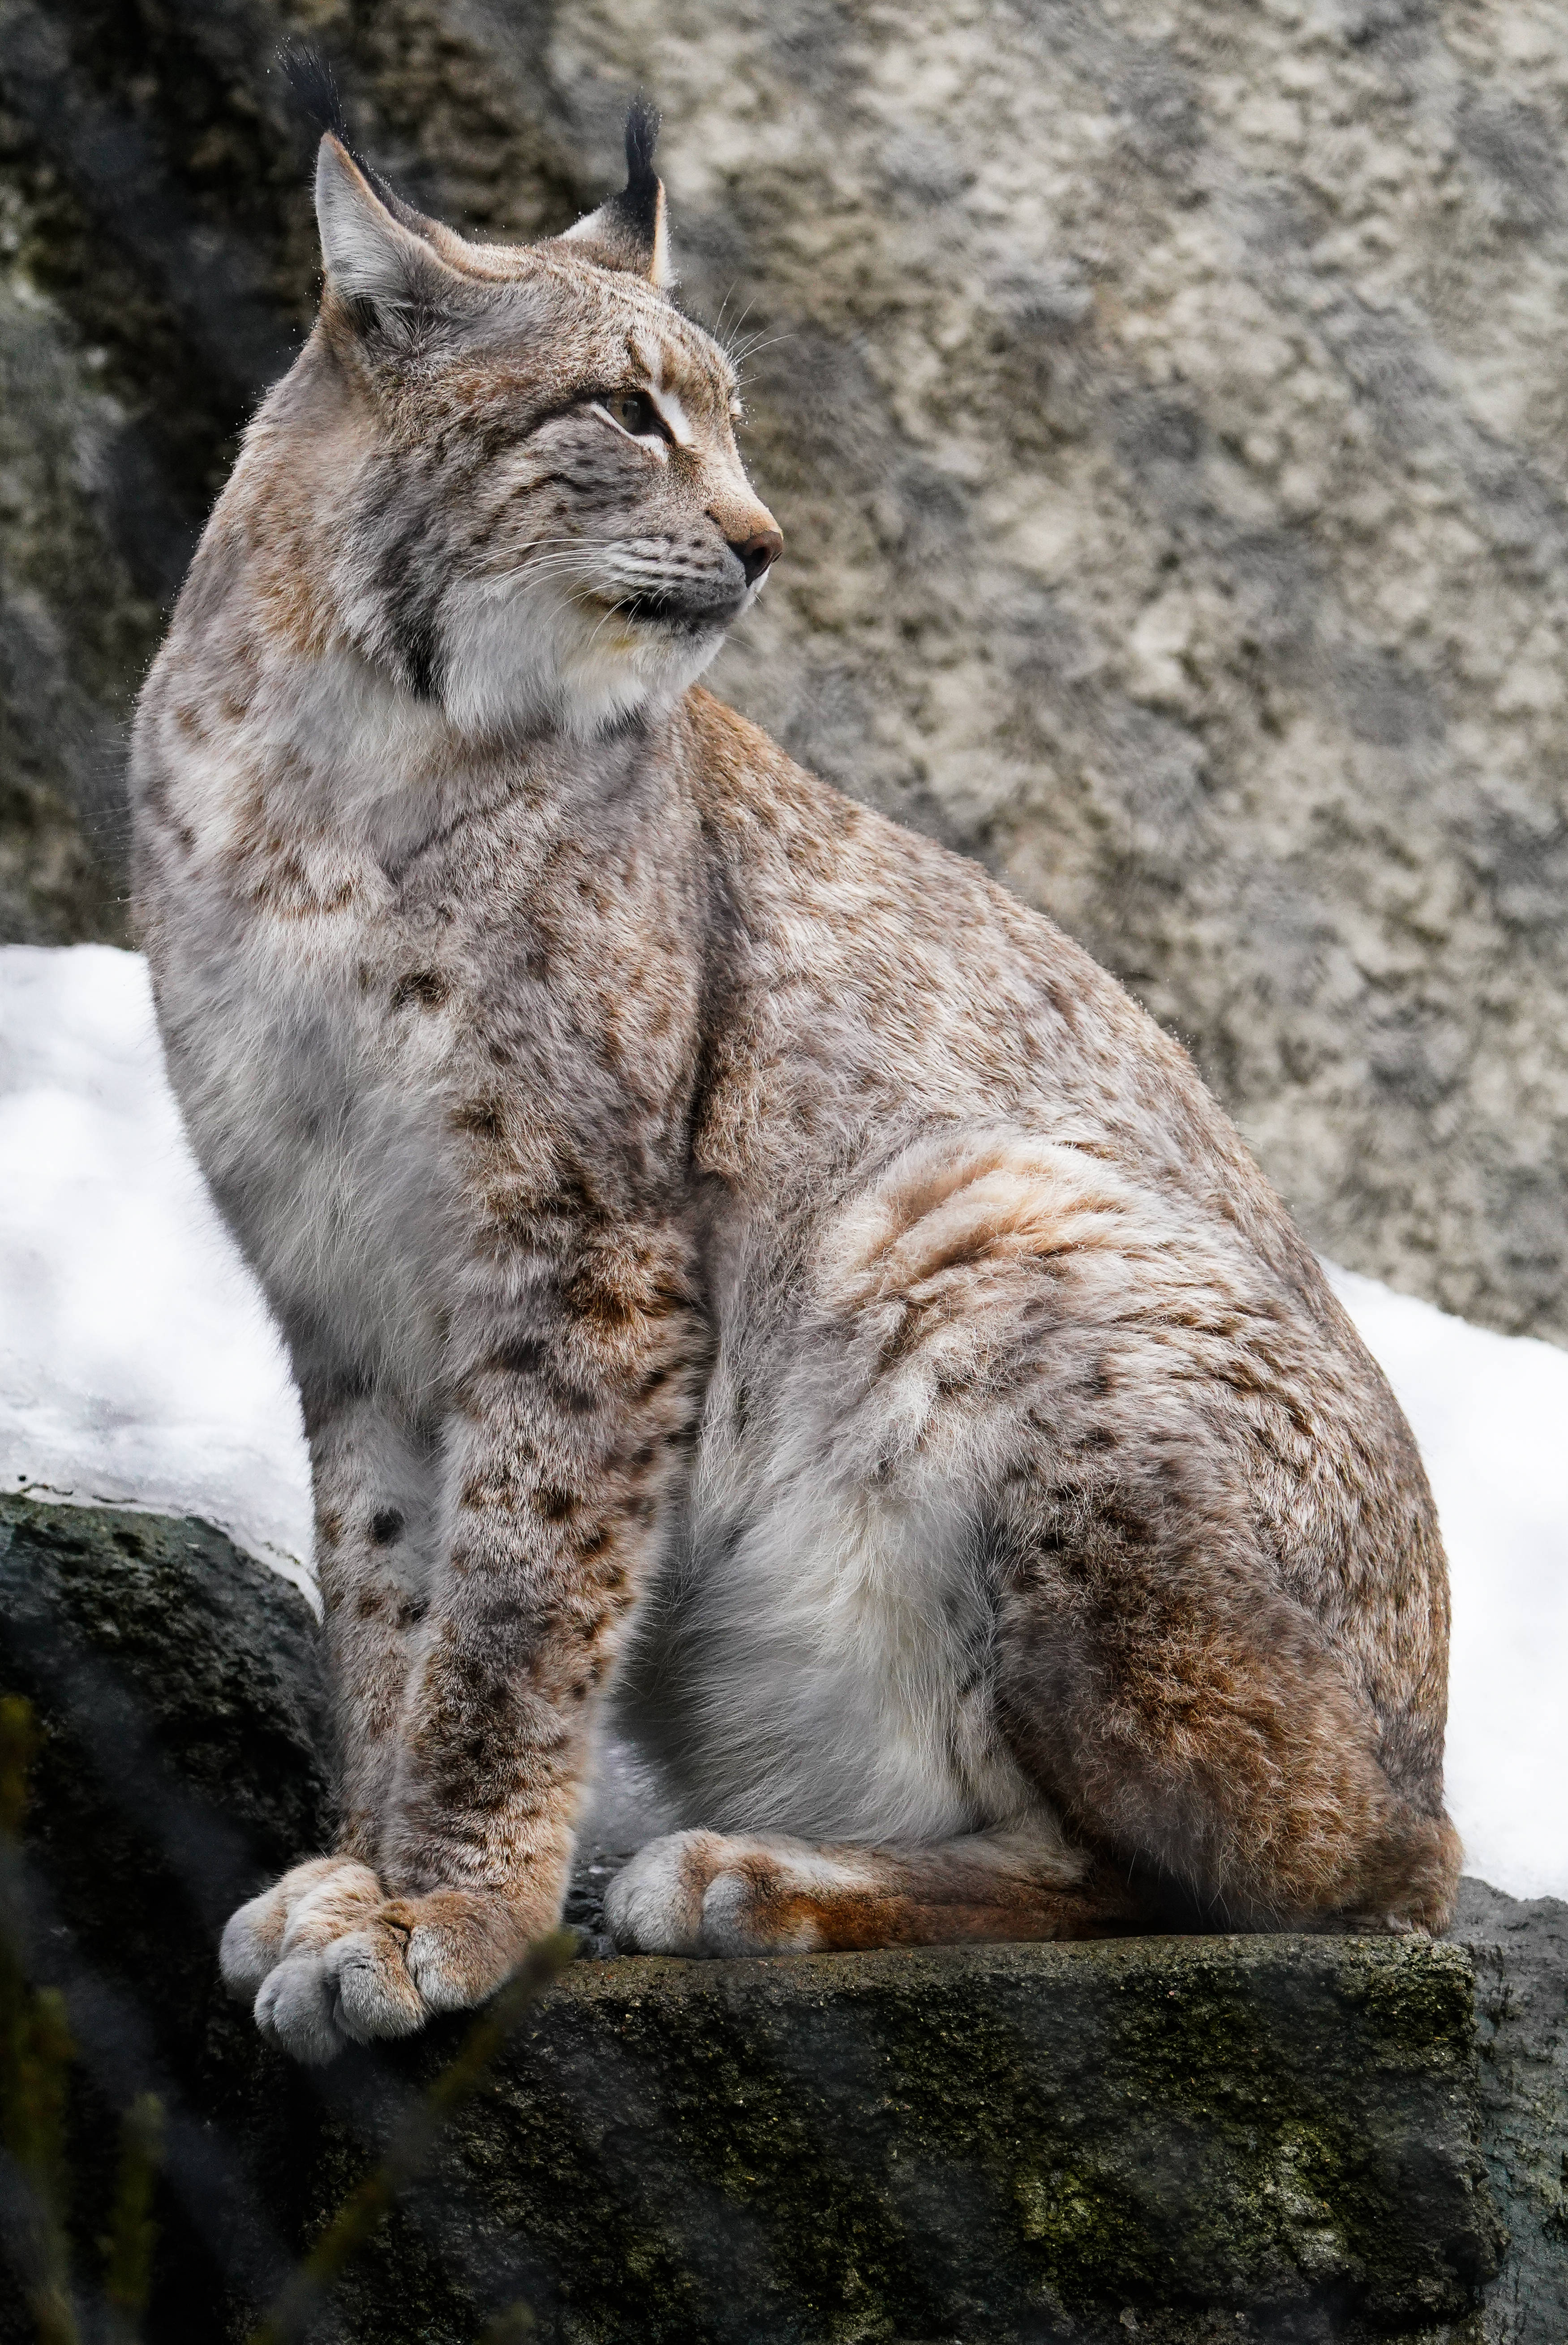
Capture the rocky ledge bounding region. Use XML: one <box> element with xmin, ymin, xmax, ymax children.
<box><xmin>0</xmin><ymin>1494</ymin><xmax>1562</xmax><ymax>2345</ymax></box>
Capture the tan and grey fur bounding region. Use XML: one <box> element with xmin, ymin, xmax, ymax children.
<box><xmin>130</xmin><ymin>104</ymin><xmax>1460</xmax><ymax>2064</ymax></box>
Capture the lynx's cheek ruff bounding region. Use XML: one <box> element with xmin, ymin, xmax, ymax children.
<box><xmin>136</xmin><ymin>89</ymin><xmax>1459</xmax><ymax>2058</ymax></box>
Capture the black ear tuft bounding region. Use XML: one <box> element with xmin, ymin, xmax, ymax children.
<box><xmin>556</xmin><ymin>94</ymin><xmax>671</xmax><ymax>286</ymax></box>
<box><xmin>279</xmin><ymin>40</ymin><xmax>351</xmax><ymax>146</ymax></box>
<box><xmin>622</xmin><ymin>98</ymin><xmax>662</xmax><ymax>239</ymax></box>
<box><xmin>280</xmin><ymin>42</ymin><xmax>433</xmax><ymax>240</ymax></box>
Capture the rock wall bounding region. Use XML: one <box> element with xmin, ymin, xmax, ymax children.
<box><xmin>3</xmin><ymin>0</ymin><xmax>1567</xmax><ymax>1341</ymax></box>
<box><xmin>7</xmin><ymin>1495</ymin><xmax>1567</xmax><ymax>2344</ymax></box>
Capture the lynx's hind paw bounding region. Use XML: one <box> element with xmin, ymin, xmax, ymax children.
<box><xmin>605</xmin><ymin>1825</ymin><xmax>1105</xmax><ymax>1955</ymax></box>
<box><xmin>219</xmin><ymin>1856</ymin><xmax>381</xmax><ymax>1998</ymax></box>
<box><xmin>606</xmin><ymin>1831</ymin><xmax>857</xmax><ymax>1956</ymax></box>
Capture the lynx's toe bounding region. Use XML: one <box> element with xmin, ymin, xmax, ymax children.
<box><xmin>219</xmin><ymin>1897</ymin><xmax>288</xmax><ymax>2000</ymax></box>
<box><xmin>254</xmin><ymin>1948</ymin><xmax>352</xmax><ymax>2065</ymax></box>
<box><xmin>326</xmin><ymin>1887</ymin><xmax>530</xmax><ymax>2043</ymax></box>
<box><xmin>252</xmin><ymin>1921</ymin><xmax>425</xmax><ymax>2065</ymax></box>
<box><xmin>604</xmin><ymin>1832</ymin><xmax>716</xmax><ymax>1954</ymax></box>
<box><xmin>323</xmin><ymin>1919</ymin><xmax>429</xmax><ymax>2045</ymax></box>
<box><xmin>219</xmin><ymin>1856</ymin><xmax>380</xmax><ymax>1998</ymax></box>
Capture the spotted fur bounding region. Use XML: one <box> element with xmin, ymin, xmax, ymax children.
<box><xmin>132</xmin><ymin>112</ymin><xmax>1458</xmax><ymax>2060</ymax></box>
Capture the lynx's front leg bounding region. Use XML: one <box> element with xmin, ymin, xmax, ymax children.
<box><xmin>219</xmin><ymin>1391</ymin><xmax>439</xmax><ymax>2022</ymax></box>
<box><xmin>249</xmin><ymin>1250</ymin><xmax>702</xmax><ymax>2062</ymax></box>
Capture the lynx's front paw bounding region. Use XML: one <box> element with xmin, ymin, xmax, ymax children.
<box><xmin>606</xmin><ymin>1831</ymin><xmax>854</xmax><ymax>1956</ymax></box>
<box><xmin>253</xmin><ymin>1886</ymin><xmax>533</xmax><ymax>2064</ymax></box>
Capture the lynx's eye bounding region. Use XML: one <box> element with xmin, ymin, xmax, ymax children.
<box><xmin>598</xmin><ymin>390</ymin><xmax>670</xmax><ymax>442</ymax></box>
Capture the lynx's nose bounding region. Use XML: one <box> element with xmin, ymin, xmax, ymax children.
<box><xmin>730</xmin><ymin>527</ymin><xmax>783</xmax><ymax>587</ymax></box>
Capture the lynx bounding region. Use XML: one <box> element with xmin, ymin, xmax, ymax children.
<box><xmin>130</xmin><ymin>103</ymin><xmax>1460</xmax><ymax>2064</ymax></box>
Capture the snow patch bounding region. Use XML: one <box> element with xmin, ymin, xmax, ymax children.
<box><xmin>0</xmin><ymin>945</ymin><xmax>315</xmax><ymax>1608</ymax></box>
<box><xmin>1324</xmin><ymin>1263</ymin><xmax>1566</xmax><ymax>1907</ymax></box>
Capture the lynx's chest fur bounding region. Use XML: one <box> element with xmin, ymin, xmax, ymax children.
<box><xmin>146</xmin><ymin>656</ymin><xmax>709</xmax><ymax>1410</ymax></box>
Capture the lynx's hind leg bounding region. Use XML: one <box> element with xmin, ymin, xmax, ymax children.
<box><xmin>995</xmin><ymin>1477</ymin><xmax>1463</xmax><ymax>1936</ymax></box>
<box><xmin>804</xmin><ymin>1126</ymin><xmax>1460</xmax><ymax>1937</ymax></box>
<box><xmin>605</xmin><ymin>1825</ymin><xmax>1140</xmax><ymax>1956</ymax></box>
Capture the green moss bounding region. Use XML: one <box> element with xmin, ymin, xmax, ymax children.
<box><xmin>290</xmin><ymin>1934</ymin><xmax>1497</xmax><ymax>2343</ymax></box>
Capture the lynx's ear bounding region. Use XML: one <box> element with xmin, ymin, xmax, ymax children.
<box><xmin>315</xmin><ymin>134</ymin><xmax>446</xmax><ymax>321</ymax></box>
<box><xmin>559</xmin><ymin>100</ymin><xmax>671</xmax><ymax>290</ymax></box>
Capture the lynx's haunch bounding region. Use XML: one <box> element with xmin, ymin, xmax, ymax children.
<box><xmin>131</xmin><ymin>102</ymin><xmax>1459</xmax><ymax>2062</ymax></box>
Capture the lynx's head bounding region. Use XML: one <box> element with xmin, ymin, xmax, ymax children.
<box><xmin>246</xmin><ymin>103</ymin><xmax>780</xmax><ymax>739</ymax></box>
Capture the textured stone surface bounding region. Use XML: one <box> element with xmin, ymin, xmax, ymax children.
<box><xmin>314</xmin><ymin>1934</ymin><xmax>1502</xmax><ymax>2344</ymax></box>
<box><xmin>1453</xmin><ymin>1878</ymin><xmax>1568</xmax><ymax>2345</ymax></box>
<box><xmin>0</xmin><ymin>1495</ymin><xmax>336</xmax><ymax>2341</ymax></box>
<box><xmin>4</xmin><ymin>2</ymin><xmax>1568</xmax><ymax>1340</ymax></box>
<box><xmin>3</xmin><ymin>1496</ymin><xmax>1563</xmax><ymax>2341</ymax></box>
<box><xmin>0</xmin><ymin>181</ymin><xmax>147</xmax><ymax>944</ymax></box>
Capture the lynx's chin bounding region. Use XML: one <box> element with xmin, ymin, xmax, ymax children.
<box><xmin>438</xmin><ymin>567</ymin><xmax>731</xmax><ymax>741</ymax></box>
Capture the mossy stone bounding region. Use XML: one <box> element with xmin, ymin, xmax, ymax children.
<box><xmin>4</xmin><ymin>1495</ymin><xmax>1549</xmax><ymax>2344</ymax></box>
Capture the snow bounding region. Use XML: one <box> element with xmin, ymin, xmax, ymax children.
<box><xmin>1324</xmin><ymin>1264</ymin><xmax>1567</xmax><ymax>1907</ymax></box>
<box><xmin>0</xmin><ymin>943</ymin><xmax>1561</xmax><ymax>1900</ymax></box>
<box><xmin>0</xmin><ymin>946</ymin><xmax>314</xmax><ymax>1608</ymax></box>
